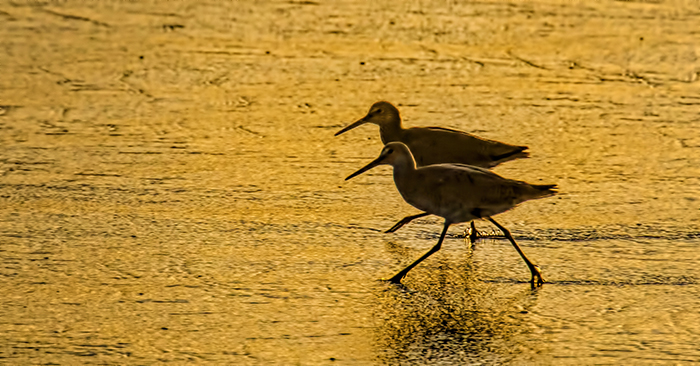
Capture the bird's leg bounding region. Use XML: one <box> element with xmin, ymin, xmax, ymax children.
<box><xmin>486</xmin><ymin>217</ymin><xmax>545</xmax><ymax>287</ymax></box>
<box><xmin>467</xmin><ymin>221</ymin><xmax>481</xmax><ymax>244</ymax></box>
<box><xmin>465</xmin><ymin>221</ymin><xmax>505</xmax><ymax>242</ymax></box>
<box><xmin>386</xmin><ymin>220</ymin><xmax>452</xmax><ymax>284</ymax></box>
<box><xmin>385</xmin><ymin>212</ymin><xmax>430</xmax><ymax>233</ymax></box>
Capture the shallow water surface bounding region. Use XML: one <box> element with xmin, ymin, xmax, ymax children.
<box><xmin>1</xmin><ymin>0</ymin><xmax>700</xmax><ymax>364</ymax></box>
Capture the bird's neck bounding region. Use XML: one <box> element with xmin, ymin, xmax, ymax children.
<box><xmin>392</xmin><ymin>155</ymin><xmax>420</xmax><ymax>209</ymax></box>
<box><xmin>392</xmin><ymin>154</ymin><xmax>417</xmax><ymax>180</ymax></box>
<box><xmin>379</xmin><ymin>118</ymin><xmax>403</xmax><ymax>144</ymax></box>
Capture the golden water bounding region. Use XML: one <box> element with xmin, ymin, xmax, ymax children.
<box><xmin>1</xmin><ymin>1</ymin><xmax>699</xmax><ymax>364</ymax></box>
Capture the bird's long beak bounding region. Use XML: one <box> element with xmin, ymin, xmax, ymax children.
<box><xmin>345</xmin><ymin>155</ymin><xmax>384</xmax><ymax>181</ymax></box>
<box><xmin>335</xmin><ymin>118</ymin><xmax>367</xmax><ymax>136</ymax></box>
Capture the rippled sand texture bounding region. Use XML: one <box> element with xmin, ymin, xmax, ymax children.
<box><xmin>1</xmin><ymin>0</ymin><xmax>700</xmax><ymax>364</ymax></box>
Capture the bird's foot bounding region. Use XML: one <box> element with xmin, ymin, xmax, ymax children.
<box><xmin>529</xmin><ymin>265</ymin><xmax>545</xmax><ymax>288</ymax></box>
<box><xmin>383</xmin><ymin>271</ymin><xmax>407</xmax><ymax>284</ymax></box>
<box><xmin>467</xmin><ymin>227</ymin><xmax>481</xmax><ymax>244</ymax></box>
<box><xmin>464</xmin><ymin>225</ymin><xmax>504</xmax><ymax>244</ymax></box>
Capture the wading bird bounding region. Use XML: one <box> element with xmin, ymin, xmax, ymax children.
<box><xmin>337</xmin><ymin>101</ymin><xmax>530</xmax><ymax>240</ymax></box>
<box><xmin>345</xmin><ymin>142</ymin><xmax>556</xmax><ymax>287</ymax></box>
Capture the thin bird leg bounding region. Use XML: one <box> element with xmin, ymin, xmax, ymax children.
<box><xmin>386</xmin><ymin>220</ymin><xmax>452</xmax><ymax>284</ymax></box>
<box><xmin>466</xmin><ymin>221</ymin><xmax>506</xmax><ymax>242</ymax></box>
<box><xmin>467</xmin><ymin>221</ymin><xmax>480</xmax><ymax>243</ymax></box>
<box><xmin>385</xmin><ymin>212</ymin><xmax>430</xmax><ymax>233</ymax></box>
<box><xmin>486</xmin><ymin>217</ymin><xmax>545</xmax><ymax>287</ymax></box>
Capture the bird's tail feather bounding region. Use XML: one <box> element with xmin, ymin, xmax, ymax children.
<box><xmin>531</xmin><ymin>184</ymin><xmax>557</xmax><ymax>199</ymax></box>
<box><xmin>490</xmin><ymin>147</ymin><xmax>530</xmax><ymax>167</ymax></box>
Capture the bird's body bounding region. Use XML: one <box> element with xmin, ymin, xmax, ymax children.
<box><xmin>394</xmin><ymin>162</ymin><xmax>555</xmax><ymax>224</ymax></box>
<box><xmin>336</xmin><ymin>101</ymin><xmax>529</xmax><ymax>168</ymax></box>
<box><xmin>383</xmin><ymin>126</ymin><xmax>528</xmax><ymax>168</ymax></box>
<box><xmin>345</xmin><ymin>142</ymin><xmax>556</xmax><ymax>286</ymax></box>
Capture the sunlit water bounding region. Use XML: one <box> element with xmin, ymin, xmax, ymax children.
<box><xmin>1</xmin><ymin>1</ymin><xmax>700</xmax><ymax>364</ymax></box>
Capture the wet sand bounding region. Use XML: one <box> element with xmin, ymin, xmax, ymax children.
<box><xmin>1</xmin><ymin>0</ymin><xmax>700</xmax><ymax>364</ymax></box>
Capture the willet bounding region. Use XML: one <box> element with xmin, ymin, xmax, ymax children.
<box><xmin>337</xmin><ymin>101</ymin><xmax>530</xmax><ymax>239</ymax></box>
<box><xmin>336</xmin><ymin>101</ymin><xmax>529</xmax><ymax>168</ymax></box>
<box><xmin>345</xmin><ymin>142</ymin><xmax>556</xmax><ymax>286</ymax></box>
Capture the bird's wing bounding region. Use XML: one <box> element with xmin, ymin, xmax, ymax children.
<box><xmin>402</xmin><ymin>127</ymin><xmax>527</xmax><ymax>167</ymax></box>
<box><xmin>417</xmin><ymin>164</ymin><xmax>530</xmax><ymax>214</ymax></box>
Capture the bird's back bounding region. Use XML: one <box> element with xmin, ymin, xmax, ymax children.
<box><xmin>394</xmin><ymin>163</ymin><xmax>556</xmax><ymax>223</ymax></box>
<box><xmin>398</xmin><ymin>127</ymin><xmax>528</xmax><ymax>168</ymax></box>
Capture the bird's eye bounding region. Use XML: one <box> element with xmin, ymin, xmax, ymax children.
<box><xmin>386</xmin><ymin>148</ymin><xmax>394</xmax><ymax>154</ymax></box>
<box><xmin>376</xmin><ymin>109</ymin><xmax>383</xmax><ymax>114</ymax></box>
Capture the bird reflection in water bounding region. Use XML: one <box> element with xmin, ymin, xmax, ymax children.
<box><xmin>371</xmin><ymin>259</ymin><xmax>543</xmax><ymax>364</ymax></box>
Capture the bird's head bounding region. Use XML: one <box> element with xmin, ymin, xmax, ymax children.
<box><xmin>335</xmin><ymin>101</ymin><xmax>400</xmax><ymax>136</ymax></box>
<box><xmin>345</xmin><ymin>142</ymin><xmax>413</xmax><ymax>180</ymax></box>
